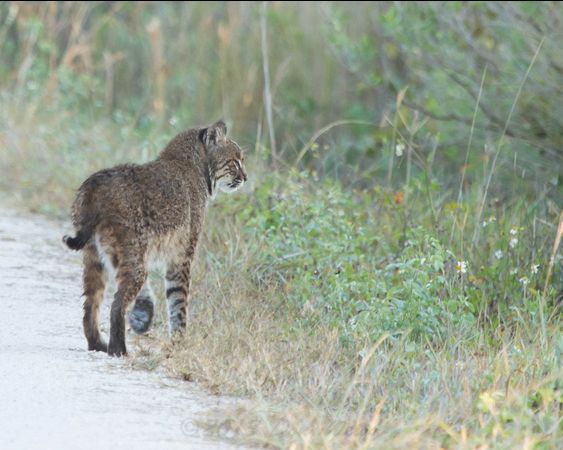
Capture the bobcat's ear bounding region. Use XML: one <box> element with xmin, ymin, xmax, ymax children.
<box><xmin>201</xmin><ymin>120</ymin><xmax>227</xmax><ymax>147</ymax></box>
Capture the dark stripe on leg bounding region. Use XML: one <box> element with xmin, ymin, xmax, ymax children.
<box><xmin>166</xmin><ymin>286</ymin><xmax>186</xmax><ymax>297</ymax></box>
<box><xmin>170</xmin><ymin>298</ymin><xmax>184</xmax><ymax>309</ymax></box>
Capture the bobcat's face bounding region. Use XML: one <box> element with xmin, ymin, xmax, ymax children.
<box><xmin>215</xmin><ymin>142</ymin><xmax>247</xmax><ymax>193</ymax></box>
<box><xmin>201</xmin><ymin>121</ymin><xmax>247</xmax><ymax>194</ymax></box>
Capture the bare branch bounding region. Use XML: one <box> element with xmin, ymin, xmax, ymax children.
<box><xmin>260</xmin><ymin>1</ymin><xmax>277</xmax><ymax>164</ymax></box>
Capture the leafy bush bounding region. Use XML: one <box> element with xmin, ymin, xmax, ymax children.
<box><xmin>216</xmin><ymin>171</ymin><xmax>558</xmax><ymax>346</ymax></box>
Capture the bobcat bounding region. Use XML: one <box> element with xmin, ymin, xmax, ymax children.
<box><xmin>63</xmin><ymin>120</ymin><xmax>247</xmax><ymax>356</ymax></box>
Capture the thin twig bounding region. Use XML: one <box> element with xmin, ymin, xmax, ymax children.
<box><xmin>294</xmin><ymin>120</ymin><xmax>376</xmax><ymax>167</ymax></box>
<box><xmin>446</xmin><ymin>71</ymin><xmax>513</xmax><ymax>135</ymax></box>
<box><xmin>402</xmin><ymin>100</ymin><xmax>506</xmax><ymax>135</ymax></box>
<box><xmin>472</xmin><ymin>37</ymin><xmax>545</xmax><ymax>246</ymax></box>
<box><xmin>260</xmin><ymin>1</ymin><xmax>277</xmax><ymax>164</ymax></box>
<box><xmin>457</xmin><ymin>64</ymin><xmax>488</xmax><ymax>203</ymax></box>
<box><xmin>543</xmin><ymin>211</ymin><xmax>563</xmax><ymax>299</ymax></box>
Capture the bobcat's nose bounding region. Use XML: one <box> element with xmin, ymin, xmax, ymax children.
<box><xmin>240</xmin><ymin>169</ymin><xmax>248</xmax><ymax>182</ymax></box>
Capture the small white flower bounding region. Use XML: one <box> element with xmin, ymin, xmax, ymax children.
<box><xmin>483</xmin><ymin>217</ymin><xmax>496</xmax><ymax>227</ymax></box>
<box><xmin>510</xmin><ymin>268</ymin><xmax>518</xmax><ymax>275</ymax></box>
<box><xmin>395</xmin><ymin>142</ymin><xmax>404</xmax><ymax>157</ymax></box>
<box><xmin>455</xmin><ymin>261</ymin><xmax>468</xmax><ymax>274</ymax></box>
<box><xmin>509</xmin><ymin>238</ymin><xmax>518</xmax><ymax>249</ymax></box>
<box><xmin>519</xmin><ymin>276</ymin><xmax>529</xmax><ymax>286</ymax></box>
<box><xmin>510</xmin><ymin>228</ymin><xmax>518</xmax><ymax>236</ymax></box>
<box><xmin>169</xmin><ymin>116</ymin><xmax>178</xmax><ymax>127</ymax></box>
<box><xmin>531</xmin><ymin>264</ymin><xmax>539</xmax><ymax>275</ymax></box>
<box><xmin>494</xmin><ymin>250</ymin><xmax>503</xmax><ymax>259</ymax></box>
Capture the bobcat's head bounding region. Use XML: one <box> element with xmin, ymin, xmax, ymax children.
<box><xmin>201</xmin><ymin>120</ymin><xmax>247</xmax><ymax>194</ymax></box>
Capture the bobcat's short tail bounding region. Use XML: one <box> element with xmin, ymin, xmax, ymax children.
<box><xmin>63</xmin><ymin>222</ymin><xmax>95</xmax><ymax>251</ymax></box>
<box><xmin>63</xmin><ymin>183</ymin><xmax>99</xmax><ymax>251</ymax></box>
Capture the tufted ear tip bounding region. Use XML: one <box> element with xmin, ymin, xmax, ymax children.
<box><xmin>201</xmin><ymin>120</ymin><xmax>228</xmax><ymax>147</ymax></box>
<box><xmin>214</xmin><ymin>120</ymin><xmax>227</xmax><ymax>135</ymax></box>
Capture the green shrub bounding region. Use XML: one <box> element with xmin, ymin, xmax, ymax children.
<box><xmin>216</xmin><ymin>171</ymin><xmax>559</xmax><ymax>346</ymax></box>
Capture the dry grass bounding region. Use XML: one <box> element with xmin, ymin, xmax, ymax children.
<box><xmin>133</xmin><ymin>283</ymin><xmax>560</xmax><ymax>449</ymax></box>
<box><xmin>124</xmin><ymin>205</ymin><xmax>562</xmax><ymax>450</ymax></box>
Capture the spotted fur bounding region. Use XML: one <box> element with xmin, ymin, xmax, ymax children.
<box><xmin>63</xmin><ymin>121</ymin><xmax>247</xmax><ymax>356</ymax></box>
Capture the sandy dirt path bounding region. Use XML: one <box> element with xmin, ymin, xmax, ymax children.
<box><xmin>0</xmin><ymin>208</ymin><xmax>246</xmax><ymax>450</ymax></box>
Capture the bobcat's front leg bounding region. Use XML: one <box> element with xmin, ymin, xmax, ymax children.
<box><xmin>165</xmin><ymin>260</ymin><xmax>192</xmax><ymax>335</ymax></box>
<box><xmin>166</xmin><ymin>222</ymin><xmax>200</xmax><ymax>336</ymax></box>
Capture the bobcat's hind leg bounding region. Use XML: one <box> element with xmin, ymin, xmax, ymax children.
<box><xmin>128</xmin><ymin>281</ymin><xmax>155</xmax><ymax>334</ymax></box>
<box><xmin>82</xmin><ymin>243</ymin><xmax>108</xmax><ymax>352</ymax></box>
<box><xmin>108</xmin><ymin>248</ymin><xmax>147</xmax><ymax>357</ymax></box>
